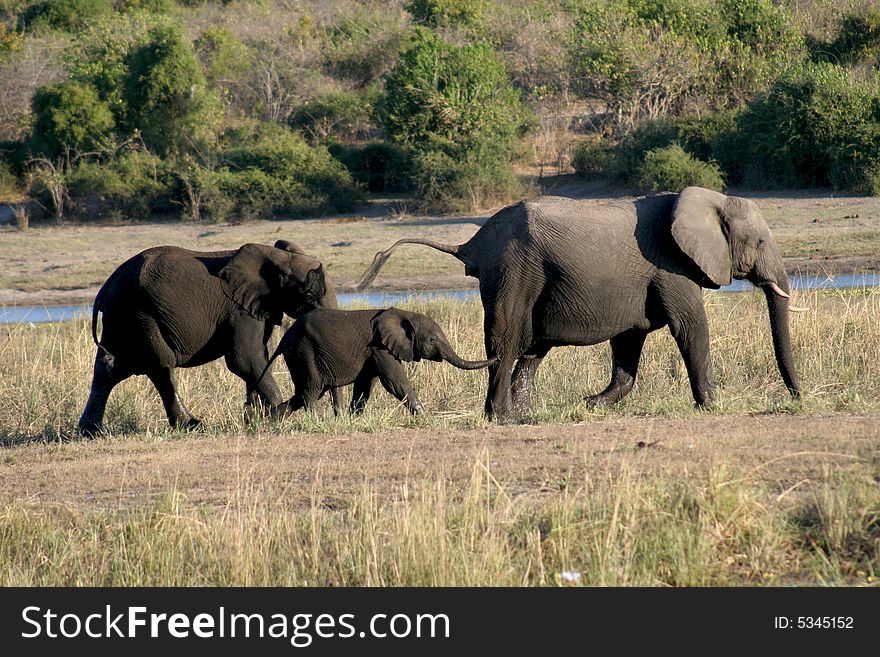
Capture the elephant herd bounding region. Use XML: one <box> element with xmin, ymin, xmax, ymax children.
<box><xmin>79</xmin><ymin>187</ymin><xmax>804</xmax><ymax>436</ymax></box>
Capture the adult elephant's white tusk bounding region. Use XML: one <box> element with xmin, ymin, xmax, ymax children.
<box><xmin>764</xmin><ymin>282</ymin><xmax>810</xmax><ymax>312</ymax></box>
<box><xmin>766</xmin><ymin>282</ymin><xmax>791</xmax><ymax>299</ymax></box>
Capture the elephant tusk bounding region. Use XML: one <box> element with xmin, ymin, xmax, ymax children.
<box><xmin>763</xmin><ymin>282</ymin><xmax>809</xmax><ymax>312</ymax></box>
<box><xmin>765</xmin><ymin>282</ymin><xmax>791</xmax><ymax>299</ymax></box>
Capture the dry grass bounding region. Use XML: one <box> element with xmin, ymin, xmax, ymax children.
<box><xmin>0</xmin><ymin>287</ymin><xmax>878</xmax><ymax>585</ymax></box>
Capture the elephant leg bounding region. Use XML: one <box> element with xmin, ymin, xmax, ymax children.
<box><xmin>146</xmin><ymin>368</ymin><xmax>201</xmax><ymax>430</ymax></box>
<box><xmin>374</xmin><ymin>354</ymin><xmax>423</xmax><ymax>414</ymax></box>
<box><xmin>350</xmin><ymin>372</ymin><xmax>376</xmax><ymax>415</ymax></box>
<box><xmin>78</xmin><ymin>349</ymin><xmax>132</xmax><ymax>436</ymax></box>
<box><xmin>510</xmin><ymin>345</ymin><xmax>551</xmax><ymax>416</ymax></box>
<box><xmin>329</xmin><ymin>387</ymin><xmax>343</xmax><ymax>416</ymax></box>
<box><xmin>586</xmin><ymin>329</ymin><xmax>649</xmax><ymax>408</ymax></box>
<box><xmin>668</xmin><ymin>311</ymin><xmax>715</xmax><ymax>407</ymax></box>
<box><xmin>485</xmin><ymin>353</ymin><xmax>517</xmax><ymax>421</ymax></box>
<box><xmin>272</xmin><ymin>393</ymin><xmax>306</xmax><ymax>419</ymax></box>
<box><xmin>225</xmin><ymin>348</ymin><xmax>284</xmax><ymax>410</ymax></box>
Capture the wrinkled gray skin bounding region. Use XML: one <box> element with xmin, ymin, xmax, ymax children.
<box><xmin>79</xmin><ymin>240</ymin><xmax>338</xmax><ymax>436</ymax></box>
<box><xmin>260</xmin><ymin>307</ymin><xmax>497</xmax><ymax>416</ymax></box>
<box><xmin>359</xmin><ymin>187</ymin><xmax>801</xmax><ymax>421</ymax></box>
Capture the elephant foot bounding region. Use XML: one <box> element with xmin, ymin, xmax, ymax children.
<box><xmin>78</xmin><ymin>421</ymin><xmax>102</xmax><ymax>438</ymax></box>
<box><xmin>410</xmin><ymin>402</ymin><xmax>424</xmax><ymax>415</ymax></box>
<box><xmin>170</xmin><ymin>416</ymin><xmax>202</xmax><ymax>431</ymax></box>
<box><xmin>584</xmin><ymin>393</ymin><xmax>614</xmax><ymax>409</ymax></box>
<box><xmin>185</xmin><ymin>417</ymin><xmax>202</xmax><ymax>430</ymax></box>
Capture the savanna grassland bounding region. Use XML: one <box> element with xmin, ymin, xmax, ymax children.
<box><xmin>0</xmin><ymin>231</ymin><xmax>878</xmax><ymax>584</ymax></box>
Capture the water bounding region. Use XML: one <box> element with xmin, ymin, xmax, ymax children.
<box><xmin>1</xmin><ymin>273</ymin><xmax>876</xmax><ymax>326</ymax></box>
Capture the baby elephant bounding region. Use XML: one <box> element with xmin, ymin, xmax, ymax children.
<box><xmin>260</xmin><ymin>307</ymin><xmax>496</xmax><ymax>416</ymax></box>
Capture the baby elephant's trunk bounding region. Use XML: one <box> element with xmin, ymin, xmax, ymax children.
<box><xmin>443</xmin><ymin>349</ymin><xmax>498</xmax><ymax>371</ymax></box>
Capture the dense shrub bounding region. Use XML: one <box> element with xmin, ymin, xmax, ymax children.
<box><xmin>406</xmin><ymin>0</ymin><xmax>484</xmax><ymax>29</ymax></box>
<box><xmin>571</xmin><ymin>139</ymin><xmax>614</xmax><ymax>181</ymax></box>
<box><xmin>713</xmin><ymin>63</ymin><xmax>880</xmax><ymax>192</ymax></box>
<box><xmin>30</xmin><ymin>81</ymin><xmax>115</xmax><ymax>158</ymax></box>
<box><xmin>323</xmin><ymin>9</ymin><xmax>410</xmax><ymax>88</ymax></box>
<box><xmin>330</xmin><ymin>142</ymin><xmax>414</xmax><ymax>193</ymax></box>
<box><xmin>211</xmin><ymin>123</ymin><xmax>364</xmax><ymax>219</ymax></box>
<box><xmin>380</xmin><ymin>29</ymin><xmax>530</xmax><ymax>210</ymax></box>
<box><xmin>194</xmin><ymin>26</ymin><xmax>252</xmax><ymax>84</ymax></box>
<box><xmin>288</xmin><ymin>89</ymin><xmax>376</xmax><ymax>143</ymax></box>
<box><xmin>0</xmin><ymin>161</ymin><xmax>20</xmax><ymax>198</ymax></box>
<box><xmin>21</xmin><ymin>0</ymin><xmax>113</xmax><ymax>34</ymax></box>
<box><xmin>636</xmin><ymin>144</ymin><xmax>724</xmax><ymax>192</ymax></box>
<box><xmin>65</xmin><ymin>149</ymin><xmax>174</xmax><ymax>219</ymax></box>
<box><xmin>823</xmin><ymin>5</ymin><xmax>880</xmax><ymax>68</ymax></box>
<box><xmin>122</xmin><ymin>25</ymin><xmax>217</xmax><ymax>156</ymax></box>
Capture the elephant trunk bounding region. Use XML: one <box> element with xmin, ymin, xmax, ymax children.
<box><xmin>761</xmin><ymin>270</ymin><xmax>801</xmax><ymax>398</ymax></box>
<box><xmin>440</xmin><ymin>344</ymin><xmax>498</xmax><ymax>370</ymax></box>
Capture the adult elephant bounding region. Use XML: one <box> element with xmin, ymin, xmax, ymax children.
<box><xmin>79</xmin><ymin>240</ymin><xmax>337</xmax><ymax>435</ymax></box>
<box><xmin>358</xmin><ymin>187</ymin><xmax>806</xmax><ymax>421</ymax></box>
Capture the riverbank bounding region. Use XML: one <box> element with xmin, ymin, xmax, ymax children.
<box><xmin>2</xmin><ymin>185</ymin><xmax>880</xmax><ymax>307</ymax></box>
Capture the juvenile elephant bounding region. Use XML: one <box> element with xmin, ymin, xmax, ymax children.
<box><xmin>79</xmin><ymin>240</ymin><xmax>337</xmax><ymax>435</ymax></box>
<box><xmin>359</xmin><ymin>187</ymin><xmax>807</xmax><ymax>421</ymax></box>
<box><xmin>260</xmin><ymin>307</ymin><xmax>496</xmax><ymax>416</ymax></box>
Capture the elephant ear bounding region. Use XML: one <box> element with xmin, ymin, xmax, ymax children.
<box><xmin>371</xmin><ymin>308</ymin><xmax>415</xmax><ymax>362</ymax></box>
<box><xmin>670</xmin><ymin>187</ymin><xmax>732</xmax><ymax>288</ymax></box>
<box><xmin>218</xmin><ymin>243</ymin><xmax>294</xmax><ymax>320</ymax></box>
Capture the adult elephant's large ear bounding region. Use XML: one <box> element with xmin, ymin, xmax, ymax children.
<box><xmin>372</xmin><ymin>309</ymin><xmax>415</xmax><ymax>362</ymax></box>
<box><xmin>273</xmin><ymin>239</ymin><xmax>306</xmax><ymax>255</ymax></box>
<box><xmin>219</xmin><ymin>244</ymin><xmax>291</xmax><ymax>320</ymax></box>
<box><xmin>670</xmin><ymin>187</ymin><xmax>732</xmax><ymax>288</ymax></box>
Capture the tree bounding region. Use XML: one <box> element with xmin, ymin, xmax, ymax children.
<box><xmin>122</xmin><ymin>25</ymin><xmax>216</xmax><ymax>156</ymax></box>
<box><xmin>30</xmin><ymin>80</ymin><xmax>114</xmax><ymax>160</ymax></box>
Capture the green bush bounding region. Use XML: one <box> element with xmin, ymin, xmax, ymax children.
<box><xmin>21</xmin><ymin>0</ymin><xmax>113</xmax><ymax>33</ymax></box>
<box><xmin>571</xmin><ymin>139</ymin><xmax>614</xmax><ymax>181</ymax></box>
<box><xmin>194</xmin><ymin>26</ymin><xmax>252</xmax><ymax>83</ymax></box>
<box><xmin>323</xmin><ymin>9</ymin><xmax>410</xmax><ymax>88</ymax></box>
<box><xmin>30</xmin><ymin>81</ymin><xmax>115</xmax><ymax>158</ymax></box>
<box><xmin>636</xmin><ymin>144</ymin><xmax>724</xmax><ymax>192</ymax></box>
<box><xmin>122</xmin><ymin>24</ymin><xmax>217</xmax><ymax>156</ymax></box>
<box><xmin>412</xmin><ymin>146</ymin><xmax>523</xmax><ymax>212</ymax></box>
<box><xmin>65</xmin><ymin>150</ymin><xmax>174</xmax><ymax>220</ymax></box>
<box><xmin>331</xmin><ymin>142</ymin><xmax>414</xmax><ymax>193</ymax></box>
<box><xmin>0</xmin><ymin>161</ymin><xmax>21</xmax><ymax>198</ymax></box>
<box><xmin>824</xmin><ymin>5</ymin><xmax>880</xmax><ymax>68</ymax></box>
<box><xmin>212</xmin><ymin>123</ymin><xmax>364</xmax><ymax>219</ymax></box>
<box><xmin>288</xmin><ymin>89</ymin><xmax>376</xmax><ymax>143</ymax></box>
<box><xmin>380</xmin><ymin>29</ymin><xmax>530</xmax><ymax>210</ymax></box>
<box><xmin>406</xmin><ymin>0</ymin><xmax>484</xmax><ymax>29</ymax></box>
<box><xmin>714</xmin><ymin>62</ymin><xmax>880</xmax><ymax>192</ymax></box>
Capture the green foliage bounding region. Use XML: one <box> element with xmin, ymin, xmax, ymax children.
<box><xmin>568</xmin><ymin>0</ymin><xmax>804</xmax><ymax>128</ymax></box>
<box><xmin>122</xmin><ymin>24</ymin><xmax>217</xmax><ymax>156</ymax></box>
<box><xmin>636</xmin><ymin>143</ymin><xmax>724</xmax><ymax>192</ymax></box>
<box><xmin>380</xmin><ymin>29</ymin><xmax>529</xmax><ymax>210</ymax></box>
<box><xmin>714</xmin><ymin>63</ymin><xmax>880</xmax><ymax>193</ymax></box>
<box><xmin>30</xmin><ymin>81</ymin><xmax>115</xmax><ymax>158</ymax></box>
<box><xmin>330</xmin><ymin>141</ymin><xmax>413</xmax><ymax>193</ymax></box>
<box><xmin>0</xmin><ymin>23</ymin><xmax>24</xmax><ymax>62</ymax></box>
<box><xmin>406</xmin><ymin>0</ymin><xmax>484</xmax><ymax>29</ymax></box>
<box><xmin>205</xmin><ymin>122</ymin><xmax>364</xmax><ymax>220</ymax></box>
<box><xmin>571</xmin><ymin>138</ymin><xmax>614</xmax><ymax>181</ymax></box>
<box><xmin>21</xmin><ymin>0</ymin><xmax>113</xmax><ymax>33</ymax></box>
<box><xmin>194</xmin><ymin>26</ymin><xmax>252</xmax><ymax>83</ymax></box>
<box><xmin>0</xmin><ymin>161</ymin><xmax>20</xmax><ymax>198</ymax></box>
<box><xmin>824</xmin><ymin>5</ymin><xmax>880</xmax><ymax>68</ymax></box>
<box><xmin>65</xmin><ymin>149</ymin><xmax>174</xmax><ymax>219</ymax></box>
<box><xmin>323</xmin><ymin>9</ymin><xmax>410</xmax><ymax>88</ymax></box>
<box><xmin>68</xmin><ymin>12</ymin><xmax>171</xmax><ymax>124</ymax></box>
<box><xmin>288</xmin><ymin>89</ymin><xmax>376</xmax><ymax>143</ymax></box>
<box><xmin>116</xmin><ymin>0</ymin><xmax>173</xmax><ymax>12</ymax></box>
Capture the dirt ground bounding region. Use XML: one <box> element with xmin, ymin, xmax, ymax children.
<box><xmin>1</xmin><ymin>412</ymin><xmax>877</xmax><ymax>512</ymax></box>
<box><xmin>2</xmin><ymin>178</ymin><xmax>879</xmax><ymax>307</ymax></box>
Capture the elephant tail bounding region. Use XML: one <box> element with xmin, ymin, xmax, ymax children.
<box><xmin>251</xmin><ymin>339</ymin><xmax>286</xmax><ymax>398</ymax></box>
<box><xmin>357</xmin><ymin>239</ymin><xmax>466</xmax><ymax>290</ymax></box>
